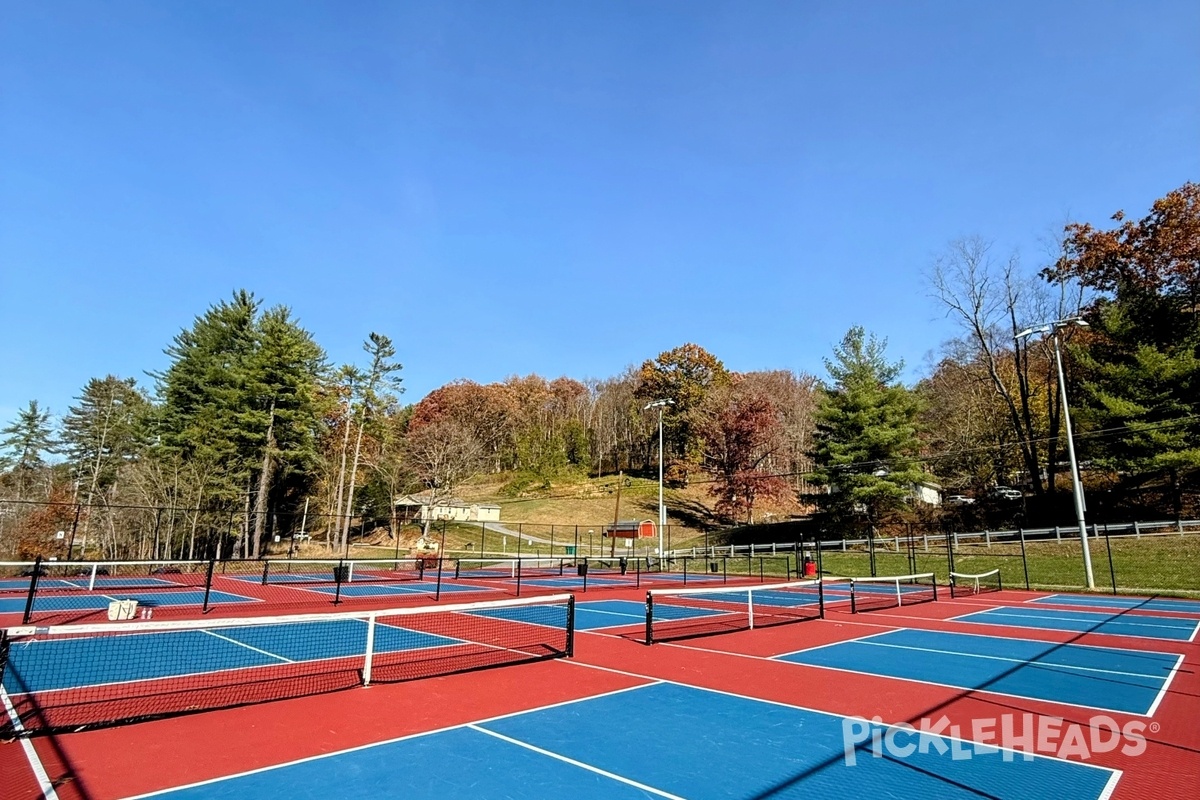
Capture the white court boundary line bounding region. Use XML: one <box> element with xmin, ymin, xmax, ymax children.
<box><xmin>561</xmin><ymin>659</ymin><xmax>1124</xmax><ymax>783</ymax></box>
<box><xmin>972</xmin><ymin>607</ymin><xmax>1200</xmax><ymax>631</ymax></box>
<box><xmin>1145</xmin><ymin>654</ymin><xmax>1187</xmax><ymax>717</ymax></box>
<box><xmin>468</xmin><ymin>725</ymin><xmax>685</xmax><ymax>800</ymax></box>
<box><xmin>1028</xmin><ymin>594</ymin><xmax>1200</xmax><ymax>614</ymax></box>
<box><xmin>122</xmin><ymin>659</ymin><xmax>1121</xmax><ymax>800</ymax></box>
<box><xmin>658</xmin><ymin>629</ymin><xmax>1168</xmax><ymax>719</ymax></box>
<box><xmin>1</xmin><ymin>684</ymin><xmax>59</xmax><ymax>800</ymax></box>
<box><xmin>771</xmin><ymin>620</ymin><xmax>1185</xmax><ymax>663</ymax></box>
<box><xmin>953</xmin><ymin>607</ymin><xmax>1200</xmax><ymax>641</ymax></box>
<box><xmin>120</xmin><ymin>680</ymin><xmax>660</xmax><ymax>799</ymax></box>
<box><xmin>772</xmin><ymin>647</ymin><xmax>1160</xmax><ymax>719</ymax></box>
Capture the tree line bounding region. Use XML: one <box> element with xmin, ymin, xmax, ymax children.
<box><xmin>1</xmin><ymin>182</ymin><xmax>1196</xmax><ymax>558</ymax></box>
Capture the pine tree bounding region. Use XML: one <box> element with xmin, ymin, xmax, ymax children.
<box><xmin>61</xmin><ymin>376</ymin><xmax>151</xmax><ymax>498</ymax></box>
<box><xmin>156</xmin><ymin>291</ymin><xmax>328</xmax><ymax>556</ymax></box>
<box><xmin>0</xmin><ymin>400</ymin><xmax>57</xmax><ymax>499</ymax></box>
<box><xmin>811</xmin><ymin>327</ymin><xmax>926</xmax><ymax>524</ymax></box>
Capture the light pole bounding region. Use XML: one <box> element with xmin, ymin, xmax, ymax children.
<box><xmin>1016</xmin><ymin>317</ymin><xmax>1094</xmax><ymax>589</ymax></box>
<box><xmin>644</xmin><ymin>399</ymin><xmax>674</xmax><ymax>559</ymax></box>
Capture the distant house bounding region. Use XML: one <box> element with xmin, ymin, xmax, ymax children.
<box><xmin>911</xmin><ymin>480</ymin><xmax>942</xmax><ymax>507</ymax></box>
<box><xmin>602</xmin><ymin>519</ymin><xmax>657</xmax><ymax>539</ymax></box>
<box><xmin>822</xmin><ymin>476</ymin><xmax>943</xmax><ymax>508</ymax></box>
<box><xmin>394</xmin><ymin>494</ymin><xmax>502</xmax><ymax>523</ymax></box>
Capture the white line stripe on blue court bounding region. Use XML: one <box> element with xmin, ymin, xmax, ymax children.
<box><xmin>200</xmin><ymin>630</ymin><xmax>294</xmax><ymax>663</ymax></box>
<box><xmin>467</xmin><ymin>724</ymin><xmax>685</xmax><ymax>800</ymax></box>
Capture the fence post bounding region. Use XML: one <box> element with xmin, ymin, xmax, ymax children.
<box><xmin>1103</xmin><ymin>524</ymin><xmax>1117</xmax><ymax>594</ymax></box>
<box><xmin>985</xmin><ymin>530</ymin><xmax>991</xmax><ymax>548</ymax></box>
<box><xmin>1133</xmin><ymin>521</ymin><xmax>1141</xmax><ymax>539</ymax></box>
<box><xmin>1016</xmin><ymin>528</ymin><xmax>1030</xmax><ymax>590</ymax></box>
<box><xmin>868</xmin><ymin>527</ymin><xmax>877</xmax><ymax>577</ymax></box>
<box><xmin>1055</xmin><ymin>526</ymin><xmax>1061</xmax><ymax>541</ymax></box>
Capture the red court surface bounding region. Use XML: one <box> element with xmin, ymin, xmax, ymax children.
<box><xmin>3</xmin><ymin>582</ymin><xmax>1198</xmax><ymax>799</ymax></box>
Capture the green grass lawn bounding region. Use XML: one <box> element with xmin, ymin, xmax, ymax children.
<box><xmin>816</xmin><ymin>532</ymin><xmax>1200</xmax><ymax>598</ymax></box>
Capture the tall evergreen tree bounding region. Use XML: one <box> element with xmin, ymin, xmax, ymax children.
<box><xmin>811</xmin><ymin>327</ymin><xmax>926</xmax><ymax>524</ymax></box>
<box><xmin>156</xmin><ymin>291</ymin><xmax>327</xmax><ymax>556</ymax></box>
<box><xmin>61</xmin><ymin>376</ymin><xmax>151</xmax><ymax>499</ymax></box>
<box><xmin>246</xmin><ymin>307</ymin><xmax>329</xmax><ymax>556</ymax></box>
<box><xmin>0</xmin><ymin>400</ymin><xmax>56</xmax><ymax>499</ymax></box>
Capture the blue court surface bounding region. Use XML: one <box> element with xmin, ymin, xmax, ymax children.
<box><xmin>954</xmin><ymin>606</ymin><xmax>1200</xmax><ymax>642</ymax></box>
<box><xmin>0</xmin><ymin>589</ymin><xmax>257</xmax><ymax>615</ymax></box>
<box><xmin>0</xmin><ymin>576</ymin><xmax>182</xmax><ymax>591</ymax></box>
<box><xmin>135</xmin><ymin>682</ymin><xmax>1119</xmax><ymax>800</ymax></box>
<box><xmin>1031</xmin><ymin>594</ymin><xmax>1200</xmax><ymax>615</ymax></box>
<box><xmin>2</xmin><ymin>618</ymin><xmax>462</xmax><ymax>694</ymax></box>
<box><xmin>778</xmin><ymin>628</ymin><xmax>1180</xmax><ymax>715</ymax></box>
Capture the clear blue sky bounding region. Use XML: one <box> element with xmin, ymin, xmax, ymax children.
<box><xmin>2</xmin><ymin>0</ymin><xmax>1197</xmax><ymax>423</ymax></box>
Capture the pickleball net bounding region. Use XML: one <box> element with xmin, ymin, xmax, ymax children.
<box><xmin>0</xmin><ymin>593</ymin><xmax>574</xmax><ymax>736</ymax></box>
<box><xmin>453</xmin><ymin>557</ymin><xmax>568</xmax><ymax>580</ymax></box>
<box><xmin>845</xmin><ymin>572</ymin><xmax>938</xmax><ymax>613</ymax></box>
<box><xmin>644</xmin><ymin>579</ymin><xmax>824</xmax><ymax>644</ymax></box>
<box><xmin>950</xmin><ymin>569</ymin><xmax>1002</xmax><ymax>597</ymax></box>
<box><xmin>257</xmin><ymin>558</ymin><xmax>425</xmax><ymax>586</ymax></box>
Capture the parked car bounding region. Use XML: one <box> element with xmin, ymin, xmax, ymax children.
<box><xmin>944</xmin><ymin>495</ymin><xmax>976</xmax><ymax>506</ymax></box>
<box><xmin>988</xmin><ymin>486</ymin><xmax>1023</xmax><ymax>501</ymax></box>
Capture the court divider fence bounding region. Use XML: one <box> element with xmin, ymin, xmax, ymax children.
<box><xmin>1</xmin><ymin>552</ymin><xmax>807</xmax><ymax>626</ymax></box>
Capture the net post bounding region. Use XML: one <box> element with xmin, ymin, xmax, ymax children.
<box><xmin>582</xmin><ymin>558</ymin><xmax>588</xmax><ymax>593</ymax></box>
<box><xmin>435</xmin><ymin>555</ymin><xmax>444</xmax><ymax>601</ymax></box>
<box><xmin>997</xmin><ymin>571</ymin><xmax>1003</xmax><ymax>592</ymax></box>
<box><xmin>683</xmin><ymin>556</ymin><xmax>688</xmax><ymax>586</ymax></box>
<box><xmin>723</xmin><ymin>556</ymin><xmax>727</xmax><ymax>584</ymax></box>
<box><xmin>89</xmin><ymin>563</ymin><xmax>99</xmax><ymax>591</ymax></box>
<box><xmin>202</xmin><ymin>557</ymin><xmax>216</xmax><ymax>612</ymax></box>
<box><xmin>362</xmin><ymin>613</ymin><xmax>376</xmax><ymax>686</ymax></box>
<box><xmin>931</xmin><ymin>574</ymin><xmax>938</xmax><ymax>601</ymax></box>
<box><xmin>333</xmin><ymin>558</ymin><xmax>344</xmax><ymax>605</ymax></box>
<box><xmin>261</xmin><ymin>560</ymin><xmax>270</xmax><ymax>586</ymax></box>
<box><xmin>817</xmin><ymin>578</ymin><xmax>825</xmax><ymax>619</ymax></box>
<box><xmin>895</xmin><ymin>580</ymin><xmax>902</xmax><ymax>607</ymax></box>
<box><xmin>515</xmin><ymin>535</ymin><xmax>523</xmax><ymax>597</ymax></box>
<box><xmin>22</xmin><ymin>556</ymin><xmax>42</xmax><ymax>625</ymax></box>
<box><xmin>645</xmin><ymin>592</ymin><xmax>654</xmax><ymax>645</ymax></box>
<box><xmin>850</xmin><ymin>581</ymin><xmax>857</xmax><ymax>614</ymax></box>
<box><xmin>747</xmin><ymin>589</ymin><xmax>755</xmax><ymax>630</ymax></box>
<box><xmin>566</xmin><ymin>595</ymin><xmax>576</xmax><ymax>657</ymax></box>
<box><xmin>347</xmin><ymin>560</ymin><xmax>356</xmax><ymax>584</ymax></box>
